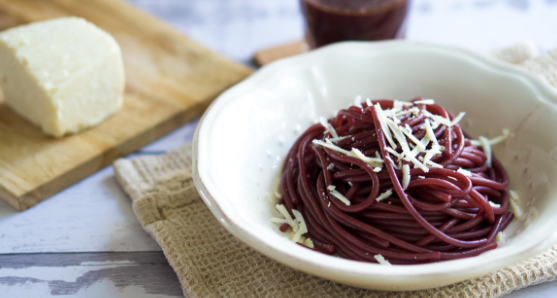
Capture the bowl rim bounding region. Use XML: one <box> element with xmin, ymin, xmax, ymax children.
<box><xmin>192</xmin><ymin>40</ymin><xmax>557</xmax><ymax>289</ymax></box>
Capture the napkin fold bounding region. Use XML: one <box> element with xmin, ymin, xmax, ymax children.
<box><xmin>114</xmin><ymin>43</ymin><xmax>557</xmax><ymax>298</ymax></box>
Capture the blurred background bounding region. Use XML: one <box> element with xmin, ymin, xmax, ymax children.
<box><xmin>129</xmin><ymin>0</ymin><xmax>557</xmax><ymax>65</ymax></box>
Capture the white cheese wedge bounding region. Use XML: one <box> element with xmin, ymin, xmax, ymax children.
<box><xmin>0</xmin><ymin>17</ymin><xmax>125</xmax><ymax>137</ymax></box>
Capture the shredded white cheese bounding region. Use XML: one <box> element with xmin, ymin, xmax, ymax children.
<box><xmin>471</xmin><ymin>129</ymin><xmax>511</xmax><ymax>147</ymax></box>
<box><xmin>304</xmin><ymin>237</ymin><xmax>315</xmax><ymax>248</ymax></box>
<box><xmin>496</xmin><ymin>231</ymin><xmax>506</xmax><ymax>244</ymax></box>
<box><xmin>450</xmin><ymin>112</ymin><xmax>466</xmax><ymax>126</ymax></box>
<box><xmin>319</xmin><ymin>116</ymin><xmax>339</xmax><ymax>138</ymax></box>
<box><xmin>457</xmin><ymin>168</ymin><xmax>472</xmax><ymax>177</ymax></box>
<box><xmin>327</xmin><ymin>185</ymin><xmax>336</xmax><ymax>191</ymax></box>
<box><xmin>414</xmin><ymin>99</ymin><xmax>435</xmax><ymax>105</ymax></box>
<box><xmin>351</xmin><ymin>148</ymin><xmax>384</xmax><ymax>166</ymax></box>
<box><xmin>402</xmin><ymin>164</ymin><xmax>410</xmax><ymax>189</ymax></box>
<box><xmin>274</xmin><ymin>204</ymin><xmax>298</xmax><ymax>232</ymax></box>
<box><xmin>374</xmin><ymin>254</ymin><xmax>392</xmax><ymax>266</ymax></box>
<box><xmin>312</xmin><ymin>139</ymin><xmax>351</xmax><ymax>155</ymax></box>
<box><xmin>272</xmin><ymin>177</ymin><xmax>282</xmax><ymax>199</ymax></box>
<box><xmin>384</xmin><ymin>147</ymin><xmax>401</xmax><ymax>159</ymax></box>
<box><xmin>331</xmin><ymin>189</ymin><xmax>351</xmax><ymax>205</ymax></box>
<box><xmin>489</xmin><ymin>201</ymin><xmax>501</xmax><ymax>208</ymax></box>
<box><xmin>327</xmin><ymin>163</ymin><xmax>335</xmax><ymax>170</ymax></box>
<box><xmin>354</xmin><ymin>95</ymin><xmax>363</xmax><ymax>108</ymax></box>
<box><xmin>509</xmin><ymin>189</ymin><xmax>523</xmax><ymax>218</ymax></box>
<box><xmin>375</xmin><ymin>189</ymin><xmax>393</xmax><ymax>202</ymax></box>
<box><xmin>424</xmin><ymin>119</ymin><xmax>439</xmax><ymax>146</ymax></box>
<box><xmin>328</xmin><ymin>135</ymin><xmax>350</xmax><ymax>142</ymax></box>
<box><xmin>374</xmin><ymin>104</ymin><xmax>397</xmax><ymax>149</ymax></box>
<box><xmin>291</xmin><ymin>209</ymin><xmax>308</xmax><ymax>243</ymax></box>
<box><xmin>478</xmin><ymin>136</ymin><xmax>492</xmax><ymax>167</ymax></box>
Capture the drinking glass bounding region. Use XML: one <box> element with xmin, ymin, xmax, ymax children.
<box><xmin>300</xmin><ymin>0</ymin><xmax>410</xmax><ymax>49</ymax></box>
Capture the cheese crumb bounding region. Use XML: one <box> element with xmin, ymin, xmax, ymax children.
<box><xmin>274</xmin><ymin>204</ymin><xmax>298</xmax><ymax>232</ymax></box>
<box><xmin>304</xmin><ymin>238</ymin><xmax>315</xmax><ymax>248</ymax></box>
<box><xmin>509</xmin><ymin>189</ymin><xmax>523</xmax><ymax>218</ymax></box>
<box><xmin>488</xmin><ymin>201</ymin><xmax>501</xmax><ymax>208</ymax></box>
<box><xmin>374</xmin><ymin>254</ymin><xmax>392</xmax><ymax>266</ymax></box>
<box><xmin>414</xmin><ymin>99</ymin><xmax>435</xmax><ymax>105</ymax></box>
<box><xmin>450</xmin><ymin>112</ymin><xmax>466</xmax><ymax>126</ymax></box>
<box><xmin>331</xmin><ymin>189</ymin><xmax>351</xmax><ymax>205</ymax></box>
<box><xmin>375</xmin><ymin>189</ymin><xmax>393</xmax><ymax>202</ymax></box>
<box><xmin>327</xmin><ymin>163</ymin><xmax>335</xmax><ymax>170</ymax></box>
<box><xmin>319</xmin><ymin>116</ymin><xmax>339</xmax><ymax>138</ymax></box>
<box><xmin>496</xmin><ymin>231</ymin><xmax>506</xmax><ymax>244</ymax></box>
<box><xmin>291</xmin><ymin>209</ymin><xmax>308</xmax><ymax>243</ymax></box>
<box><xmin>402</xmin><ymin>164</ymin><xmax>410</xmax><ymax>189</ymax></box>
<box><xmin>478</xmin><ymin>136</ymin><xmax>492</xmax><ymax>167</ymax></box>
<box><xmin>354</xmin><ymin>95</ymin><xmax>363</xmax><ymax>108</ymax></box>
<box><xmin>457</xmin><ymin>168</ymin><xmax>472</xmax><ymax>177</ymax></box>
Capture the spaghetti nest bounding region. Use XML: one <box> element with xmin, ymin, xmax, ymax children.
<box><xmin>277</xmin><ymin>98</ymin><xmax>513</xmax><ymax>264</ymax></box>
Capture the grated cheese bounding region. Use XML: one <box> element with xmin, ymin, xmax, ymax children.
<box><xmin>327</xmin><ymin>185</ymin><xmax>336</xmax><ymax>191</ymax></box>
<box><xmin>424</xmin><ymin>110</ymin><xmax>452</xmax><ymax>127</ymax></box>
<box><xmin>328</xmin><ymin>135</ymin><xmax>350</xmax><ymax>142</ymax></box>
<box><xmin>424</xmin><ymin>159</ymin><xmax>443</xmax><ymax>168</ymax></box>
<box><xmin>291</xmin><ymin>209</ymin><xmax>308</xmax><ymax>243</ymax></box>
<box><xmin>401</xmin><ymin>125</ymin><xmax>426</xmax><ymax>151</ymax></box>
<box><xmin>374</xmin><ymin>254</ymin><xmax>392</xmax><ymax>266</ymax></box>
<box><xmin>327</xmin><ymin>163</ymin><xmax>335</xmax><ymax>170</ymax></box>
<box><xmin>457</xmin><ymin>168</ymin><xmax>472</xmax><ymax>177</ymax></box>
<box><xmin>423</xmin><ymin>146</ymin><xmax>441</xmax><ymax>165</ymax></box>
<box><xmin>414</xmin><ymin>99</ymin><xmax>435</xmax><ymax>105</ymax></box>
<box><xmin>319</xmin><ymin>116</ymin><xmax>339</xmax><ymax>138</ymax></box>
<box><xmin>402</xmin><ymin>164</ymin><xmax>410</xmax><ymax>189</ymax></box>
<box><xmin>304</xmin><ymin>237</ymin><xmax>315</xmax><ymax>248</ymax></box>
<box><xmin>509</xmin><ymin>190</ymin><xmax>523</xmax><ymax>218</ymax></box>
<box><xmin>272</xmin><ymin>177</ymin><xmax>282</xmax><ymax>199</ymax></box>
<box><xmin>496</xmin><ymin>231</ymin><xmax>506</xmax><ymax>244</ymax></box>
<box><xmin>424</xmin><ymin>119</ymin><xmax>439</xmax><ymax>146</ymax></box>
<box><xmin>450</xmin><ymin>112</ymin><xmax>466</xmax><ymax>126</ymax></box>
<box><xmin>375</xmin><ymin>189</ymin><xmax>393</xmax><ymax>202</ymax></box>
<box><xmin>489</xmin><ymin>201</ymin><xmax>501</xmax><ymax>208</ymax></box>
<box><xmin>331</xmin><ymin>189</ymin><xmax>351</xmax><ymax>205</ymax></box>
<box><xmin>471</xmin><ymin>129</ymin><xmax>512</xmax><ymax>147</ymax></box>
<box><xmin>478</xmin><ymin>136</ymin><xmax>492</xmax><ymax>167</ymax></box>
<box><xmin>312</xmin><ymin>139</ymin><xmax>351</xmax><ymax>155</ymax></box>
<box><xmin>351</xmin><ymin>148</ymin><xmax>384</xmax><ymax>166</ymax></box>
<box><xmin>374</xmin><ymin>104</ymin><xmax>397</xmax><ymax>149</ymax></box>
<box><xmin>274</xmin><ymin>204</ymin><xmax>298</xmax><ymax>232</ymax></box>
<box><xmin>354</xmin><ymin>95</ymin><xmax>363</xmax><ymax>108</ymax></box>
<box><xmin>384</xmin><ymin>147</ymin><xmax>401</xmax><ymax>159</ymax></box>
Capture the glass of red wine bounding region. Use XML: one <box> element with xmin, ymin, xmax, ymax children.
<box><xmin>300</xmin><ymin>0</ymin><xmax>410</xmax><ymax>49</ymax></box>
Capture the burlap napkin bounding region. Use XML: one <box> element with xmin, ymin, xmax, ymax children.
<box><xmin>113</xmin><ymin>43</ymin><xmax>557</xmax><ymax>298</ymax></box>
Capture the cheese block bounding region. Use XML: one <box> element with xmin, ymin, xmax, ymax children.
<box><xmin>0</xmin><ymin>17</ymin><xmax>125</xmax><ymax>137</ymax></box>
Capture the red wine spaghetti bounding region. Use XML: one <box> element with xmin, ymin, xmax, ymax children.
<box><xmin>273</xmin><ymin>98</ymin><xmax>513</xmax><ymax>264</ymax></box>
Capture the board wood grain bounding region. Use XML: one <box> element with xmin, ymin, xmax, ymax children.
<box><xmin>0</xmin><ymin>0</ymin><xmax>252</xmax><ymax>210</ymax></box>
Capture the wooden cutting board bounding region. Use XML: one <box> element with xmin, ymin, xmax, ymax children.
<box><xmin>0</xmin><ymin>0</ymin><xmax>252</xmax><ymax>210</ymax></box>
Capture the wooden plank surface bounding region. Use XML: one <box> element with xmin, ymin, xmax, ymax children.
<box><xmin>0</xmin><ymin>0</ymin><xmax>252</xmax><ymax>210</ymax></box>
<box><xmin>0</xmin><ymin>252</ymin><xmax>183</xmax><ymax>297</ymax></box>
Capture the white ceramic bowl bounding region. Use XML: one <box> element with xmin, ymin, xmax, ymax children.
<box><xmin>192</xmin><ymin>41</ymin><xmax>557</xmax><ymax>291</ymax></box>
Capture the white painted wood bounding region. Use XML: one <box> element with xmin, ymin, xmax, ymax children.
<box><xmin>2</xmin><ymin>0</ymin><xmax>557</xmax><ymax>296</ymax></box>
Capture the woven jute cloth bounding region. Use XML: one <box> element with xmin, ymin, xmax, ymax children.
<box><xmin>113</xmin><ymin>43</ymin><xmax>557</xmax><ymax>298</ymax></box>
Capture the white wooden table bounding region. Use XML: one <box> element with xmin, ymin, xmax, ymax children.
<box><xmin>1</xmin><ymin>0</ymin><xmax>557</xmax><ymax>296</ymax></box>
